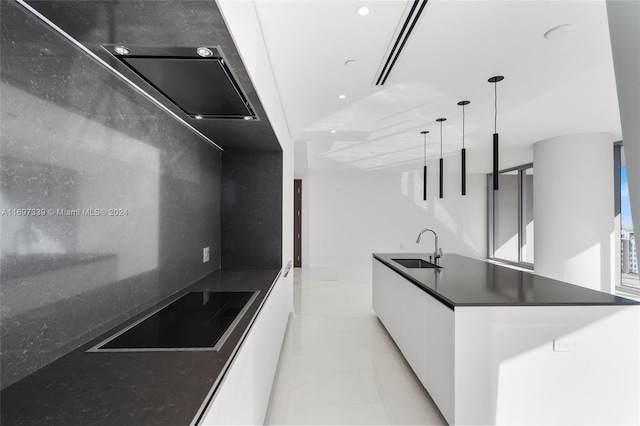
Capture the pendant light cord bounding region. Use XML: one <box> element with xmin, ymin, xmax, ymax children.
<box><xmin>494</xmin><ymin>81</ymin><xmax>498</xmax><ymax>133</ymax></box>
<box><xmin>462</xmin><ymin>104</ymin><xmax>466</xmax><ymax>149</ymax></box>
<box><xmin>423</xmin><ymin>133</ymin><xmax>427</xmax><ymax>167</ymax></box>
<box><xmin>439</xmin><ymin>121</ymin><xmax>443</xmax><ymax>159</ymax></box>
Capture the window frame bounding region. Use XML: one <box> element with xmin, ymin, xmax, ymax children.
<box><xmin>487</xmin><ymin>163</ymin><xmax>534</xmax><ymax>269</ymax></box>
<box><xmin>615</xmin><ymin>142</ymin><xmax>640</xmax><ymax>295</ymax></box>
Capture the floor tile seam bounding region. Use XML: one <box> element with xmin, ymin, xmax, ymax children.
<box><xmin>265</xmin><ymin>387</ymin><xmax>365</xmax><ymax>402</ymax></box>
<box><xmin>293</xmin><ymin>312</ymin><xmax>372</xmax><ymax>317</ymax></box>
<box><xmin>372</xmin><ymin>372</ymin><xmax>401</xmax><ymax>424</ymax></box>
<box><xmin>265</xmin><ymin>401</ymin><xmax>391</xmax><ymax>409</ymax></box>
<box><xmin>265</xmin><ymin>398</ymin><xmax>388</xmax><ymax>408</ymax></box>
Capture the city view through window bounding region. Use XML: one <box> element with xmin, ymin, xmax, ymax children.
<box><xmin>621</xmin><ymin>164</ymin><xmax>638</xmax><ymax>290</ymax></box>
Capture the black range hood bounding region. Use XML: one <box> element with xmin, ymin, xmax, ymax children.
<box><xmin>103</xmin><ymin>45</ymin><xmax>257</xmax><ymax>120</ymax></box>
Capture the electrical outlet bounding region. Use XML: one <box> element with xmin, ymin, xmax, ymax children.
<box><xmin>553</xmin><ymin>338</ymin><xmax>571</xmax><ymax>352</ymax></box>
<box><xmin>400</xmin><ymin>243</ymin><xmax>404</xmax><ymax>249</ymax></box>
<box><xmin>203</xmin><ymin>247</ymin><xmax>210</xmax><ymax>263</ymax></box>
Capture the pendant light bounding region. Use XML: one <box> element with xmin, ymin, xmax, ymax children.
<box><xmin>457</xmin><ymin>100</ymin><xmax>470</xmax><ymax>195</ymax></box>
<box><xmin>436</xmin><ymin>118</ymin><xmax>446</xmax><ymax>199</ymax></box>
<box><xmin>420</xmin><ymin>130</ymin><xmax>429</xmax><ymax>201</ymax></box>
<box><xmin>488</xmin><ymin>75</ymin><xmax>504</xmax><ymax>190</ymax></box>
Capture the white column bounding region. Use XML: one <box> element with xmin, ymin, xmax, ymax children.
<box><xmin>607</xmin><ymin>0</ymin><xmax>640</xmax><ymax>275</ymax></box>
<box><xmin>534</xmin><ymin>132</ymin><xmax>615</xmax><ymax>292</ymax></box>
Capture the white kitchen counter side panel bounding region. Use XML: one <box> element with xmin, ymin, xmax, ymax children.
<box><xmin>454</xmin><ymin>305</ymin><xmax>640</xmax><ymax>425</ymax></box>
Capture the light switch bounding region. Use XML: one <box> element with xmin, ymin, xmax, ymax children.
<box><xmin>203</xmin><ymin>247</ymin><xmax>210</xmax><ymax>263</ymax></box>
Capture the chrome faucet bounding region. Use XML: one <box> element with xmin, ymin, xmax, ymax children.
<box><xmin>416</xmin><ymin>228</ymin><xmax>443</xmax><ymax>265</ymax></box>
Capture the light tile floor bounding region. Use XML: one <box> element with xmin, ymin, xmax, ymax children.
<box><xmin>265</xmin><ymin>267</ymin><xmax>446</xmax><ymax>425</ymax></box>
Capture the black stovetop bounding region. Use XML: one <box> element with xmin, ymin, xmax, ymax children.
<box><xmin>94</xmin><ymin>291</ymin><xmax>257</xmax><ymax>350</ymax></box>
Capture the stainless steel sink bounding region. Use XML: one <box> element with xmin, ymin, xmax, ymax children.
<box><xmin>392</xmin><ymin>258</ymin><xmax>440</xmax><ymax>269</ymax></box>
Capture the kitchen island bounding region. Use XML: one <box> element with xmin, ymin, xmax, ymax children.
<box><xmin>373</xmin><ymin>253</ymin><xmax>639</xmax><ymax>425</ymax></box>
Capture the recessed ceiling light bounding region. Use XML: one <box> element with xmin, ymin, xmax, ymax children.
<box><xmin>331</xmin><ymin>130</ymin><xmax>337</xmax><ymax>133</ymax></box>
<box><xmin>344</xmin><ymin>59</ymin><xmax>357</xmax><ymax>67</ymax></box>
<box><xmin>338</xmin><ymin>94</ymin><xmax>346</xmax><ymax>99</ymax></box>
<box><xmin>114</xmin><ymin>45</ymin><xmax>130</xmax><ymax>55</ymax></box>
<box><xmin>544</xmin><ymin>24</ymin><xmax>574</xmax><ymax>40</ymax></box>
<box><xmin>194</xmin><ymin>115</ymin><xmax>203</xmax><ymax>120</ymax></box>
<box><xmin>196</xmin><ymin>47</ymin><xmax>214</xmax><ymax>57</ymax></box>
<box><xmin>357</xmin><ymin>6</ymin><xmax>370</xmax><ymax>16</ymax></box>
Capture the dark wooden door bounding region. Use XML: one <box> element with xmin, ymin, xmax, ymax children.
<box><xmin>294</xmin><ymin>179</ymin><xmax>302</xmax><ymax>267</ymax></box>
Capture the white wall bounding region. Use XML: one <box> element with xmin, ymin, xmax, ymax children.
<box><xmin>533</xmin><ymin>132</ymin><xmax>615</xmax><ymax>293</ymax></box>
<box><xmin>302</xmin><ymin>167</ymin><xmax>487</xmax><ymax>279</ymax></box>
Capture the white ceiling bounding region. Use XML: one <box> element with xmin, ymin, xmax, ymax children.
<box><xmin>252</xmin><ymin>0</ymin><xmax>621</xmax><ymax>174</ymax></box>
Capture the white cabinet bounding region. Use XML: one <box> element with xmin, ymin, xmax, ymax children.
<box><xmin>372</xmin><ymin>259</ymin><xmax>454</xmax><ymax>423</ymax></box>
<box><xmin>372</xmin><ymin>259</ymin><xmax>403</xmax><ymax>342</ymax></box>
<box><xmin>422</xmin><ymin>287</ymin><xmax>454</xmax><ymax>422</ymax></box>
<box><xmin>400</xmin><ymin>280</ymin><xmax>428</xmax><ymax>383</ymax></box>
<box><xmin>198</xmin><ymin>271</ymin><xmax>293</xmax><ymax>425</ymax></box>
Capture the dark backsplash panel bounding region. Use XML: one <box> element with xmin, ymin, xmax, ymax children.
<box><xmin>0</xmin><ymin>1</ymin><xmax>222</xmax><ymax>389</ymax></box>
<box><xmin>222</xmin><ymin>150</ymin><xmax>283</xmax><ymax>268</ymax></box>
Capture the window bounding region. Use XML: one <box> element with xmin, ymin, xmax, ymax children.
<box><xmin>488</xmin><ymin>164</ymin><xmax>534</xmax><ymax>268</ymax></box>
<box><xmin>615</xmin><ymin>144</ymin><xmax>639</xmax><ymax>292</ymax></box>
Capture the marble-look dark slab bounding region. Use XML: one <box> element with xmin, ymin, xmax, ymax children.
<box><xmin>0</xmin><ymin>268</ymin><xmax>281</xmax><ymax>426</ymax></box>
<box><xmin>374</xmin><ymin>253</ymin><xmax>640</xmax><ymax>309</ymax></box>
<box><xmin>222</xmin><ymin>149</ymin><xmax>283</xmax><ymax>268</ymax></box>
<box><xmin>1</xmin><ymin>0</ymin><xmax>222</xmax><ymax>389</ymax></box>
<box><xmin>1</xmin><ymin>253</ymin><xmax>116</xmax><ymax>280</ymax></box>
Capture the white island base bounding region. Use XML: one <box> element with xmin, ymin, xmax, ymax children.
<box><xmin>373</xmin><ymin>258</ymin><xmax>640</xmax><ymax>425</ymax></box>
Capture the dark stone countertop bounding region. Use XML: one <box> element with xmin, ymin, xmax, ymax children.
<box><xmin>0</xmin><ymin>268</ymin><xmax>281</xmax><ymax>426</ymax></box>
<box><xmin>374</xmin><ymin>253</ymin><xmax>639</xmax><ymax>309</ymax></box>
